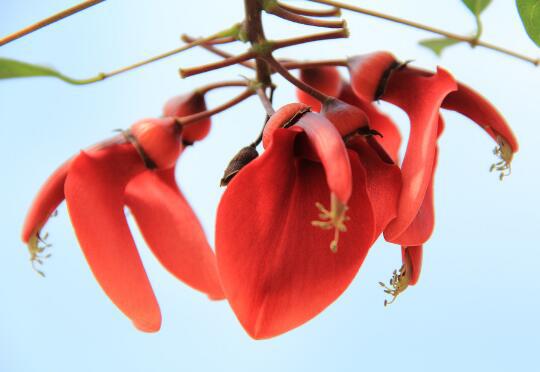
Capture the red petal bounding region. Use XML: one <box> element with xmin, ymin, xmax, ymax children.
<box><xmin>125</xmin><ymin>168</ymin><xmax>224</xmax><ymax>300</ymax></box>
<box><xmin>382</xmin><ymin>68</ymin><xmax>457</xmax><ymax>240</ymax></box>
<box><xmin>22</xmin><ymin>160</ymin><xmax>70</xmax><ymax>243</ymax></box>
<box><xmin>338</xmin><ymin>82</ymin><xmax>402</xmax><ymax>162</ymax></box>
<box><xmin>163</xmin><ymin>92</ymin><xmax>211</xmax><ymax>143</ymax></box>
<box><xmin>296</xmin><ymin>66</ymin><xmax>342</xmax><ymax>112</ymax></box>
<box><xmin>295</xmin><ymin>112</ymin><xmax>352</xmax><ymax>203</ymax></box>
<box><xmin>406</xmin><ymin>68</ymin><xmax>518</xmax><ymax>152</ymax></box>
<box><xmin>391</xmin><ymin>151</ymin><xmax>438</xmax><ymax>246</ymax></box>
<box><xmin>216</xmin><ymin>128</ymin><xmax>375</xmax><ymax>339</ymax></box>
<box><xmin>64</xmin><ymin>144</ymin><xmax>161</xmax><ymax>332</ymax></box>
<box><xmin>348</xmin><ymin>51</ymin><xmax>398</xmax><ymax>101</ymax></box>
<box><xmin>402</xmin><ymin>246</ymin><xmax>422</xmax><ymax>286</ymax></box>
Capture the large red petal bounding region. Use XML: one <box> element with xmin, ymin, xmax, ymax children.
<box><xmin>348</xmin><ymin>52</ymin><xmax>397</xmax><ymax>101</ymax></box>
<box><xmin>64</xmin><ymin>144</ymin><xmax>161</xmax><ymax>332</ymax></box>
<box><xmin>216</xmin><ymin>128</ymin><xmax>375</xmax><ymax>339</ymax></box>
<box><xmin>125</xmin><ymin>168</ymin><xmax>224</xmax><ymax>300</ymax></box>
<box><xmin>382</xmin><ymin>68</ymin><xmax>457</xmax><ymax>240</ymax></box>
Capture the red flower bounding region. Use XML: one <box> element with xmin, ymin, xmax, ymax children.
<box><xmin>347</xmin><ymin>52</ymin><xmax>518</xmax><ymax>302</ymax></box>
<box><xmin>215</xmin><ymin>101</ymin><xmax>401</xmax><ymax>339</ymax></box>
<box><xmin>22</xmin><ymin>115</ymin><xmax>223</xmax><ymax>332</ymax></box>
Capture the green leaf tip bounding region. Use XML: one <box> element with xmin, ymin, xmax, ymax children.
<box><xmin>419</xmin><ymin>38</ymin><xmax>461</xmax><ymax>57</ymax></box>
<box><xmin>462</xmin><ymin>0</ymin><xmax>492</xmax><ymax>16</ymax></box>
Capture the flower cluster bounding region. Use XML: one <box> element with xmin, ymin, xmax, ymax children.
<box><xmin>22</xmin><ymin>51</ymin><xmax>517</xmax><ymax>339</ymax></box>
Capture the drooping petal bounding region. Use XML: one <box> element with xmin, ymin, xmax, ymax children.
<box><xmin>404</xmin><ymin>67</ymin><xmax>518</xmax><ymax>153</ymax></box>
<box><xmin>125</xmin><ymin>168</ymin><xmax>224</xmax><ymax>300</ymax></box>
<box><xmin>295</xmin><ymin>112</ymin><xmax>352</xmax><ymax>203</ymax></box>
<box><xmin>339</xmin><ymin>82</ymin><xmax>402</xmax><ymax>162</ymax></box>
<box><xmin>216</xmin><ymin>128</ymin><xmax>375</xmax><ymax>339</ymax></box>
<box><xmin>402</xmin><ymin>246</ymin><xmax>422</xmax><ymax>286</ymax></box>
<box><xmin>346</xmin><ymin>136</ymin><xmax>401</xmax><ymax>244</ymax></box>
<box><xmin>389</xmin><ymin>118</ymin><xmax>444</xmax><ymax>246</ymax></box>
<box><xmin>382</xmin><ymin>68</ymin><xmax>457</xmax><ymax>241</ymax></box>
<box><xmin>296</xmin><ymin>66</ymin><xmax>342</xmax><ymax>112</ymax></box>
<box><xmin>262</xmin><ymin>103</ymin><xmax>310</xmax><ymax>149</ymax></box>
<box><xmin>162</xmin><ymin>92</ymin><xmax>211</xmax><ymax>143</ymax></box>
<box><xmin>21</xmin><ymin>160</ymin><xmax>70</xmax><ymax>243</ymax></box>
<box><xmin>64</xmin><ymin>144</ymin><xmax>161</xmax><ymax>332</ymax></box>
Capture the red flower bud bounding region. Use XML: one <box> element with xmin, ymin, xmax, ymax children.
<box><xmin>296</xmin><ymin>66</ymin><xmax>342</xmax><ymax>111</ymax></box>
<box><xmin>163</xmin><ymin>91</ymin><xmax>210</xmax><ymax>143</ymax></box>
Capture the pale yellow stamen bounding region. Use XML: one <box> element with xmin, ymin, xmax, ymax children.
<box><xmin>490</xmin><ymin>136</ymin><xmax>514</xmax><ymax>181</ymax></box>
<box><xmin>379</xmin><ymin>263</ymin><xmax>411</xmax><ymax>307</ymax></box>
<box><xmin>27</xmin><ymin>231</ymin><xmax>52</xmax><ymax>277</ymax></box>
<box><xmin>311</xmin><ymin>193</ymin><xmax>349</xmax><ymax>253</ymax></box>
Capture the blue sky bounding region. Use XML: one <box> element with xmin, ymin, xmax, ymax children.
<box><xmin>1</xmin><ymin>1</ymin><xmax>539</xmax><ymax>371</ymax></box>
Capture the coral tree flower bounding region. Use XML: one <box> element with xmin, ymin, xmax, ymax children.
<box><xmin>22</xmin><ymin>96</ymin><xmax>223</xmax><ymax>332</ymax></box>
<box><xmin>346</xmin><ymin>51</ymin><xmax>518</xmax><ymax>302</ymax></box>
<box><xmin>215</xmin><ymin>100</ymin><xmax>401</xmax><ymax>339</ymax></box>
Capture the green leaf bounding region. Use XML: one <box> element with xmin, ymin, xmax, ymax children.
<box><xmin>0</xmin><ymin>57</ymin><xmax>102</xmax><ymax>85</ymax></box>
<box><xmin>517</xmin><ymin>0</ymin><xmax>540</xmax><ymax>47</ymax></box>
<box><xmin>419</xmin><ymin>38</ymin><xmax>461</xmax><ymax>57</ymax></box>
<box><xmin>462</xmin><ymin>0</ymin><xmax>492</xmax><ymax>16</ymax></box>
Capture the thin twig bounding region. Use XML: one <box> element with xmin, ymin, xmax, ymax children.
<box><xmin>178</xmin><ymin>89</ymin><xmax>255</xmax><ymax>126</ymax></box>
<box><xmin>282</xmin><ymin>59</ymin><xmax>347</xmax><ymax>69</ymax></box>
<box><xmin>272</xmin><ymin>28</ymin><xmax>348</xmax><ymax>49</ymax></box>
<box><xmin>264</xmin><ymin>55</ymin><xmax>330</xmax><ymax>103</ymax></box>
<box><xmin>181</xmin><ymin>34</ymin><xmax>256</xmax><ymax>69</ymax></box>
<box><xmin>310</xmin><ymin>0</ymin><xmax>540</xmax><ymax>66</ymax></box>
<box><xmin>196</xmin><ymin>80</ymin><xmax>249</xmax><ymax>95</ymax></box>
<box><xmin>277</xmin><ymin>1</ymin><xmax>341</xmax><ymax>17</ymax></box>
<box><xmin>179</xmin><ymin>51</ymin><xmax>256</xmax><ymax>78</ymax></box>
<box><xmin>256</xmin><ymin>87</ymin><xmax>276</xmax><ymax>116</ymax></box>
<box><xmin>266</xmin><ymin>5</ymin><xmax>345</xmax><ymax>28</ymax></box>
<box><xmin>0</xmin><ymin>0</ymin><xmax>105</xmax><ymax>47</ymax></box>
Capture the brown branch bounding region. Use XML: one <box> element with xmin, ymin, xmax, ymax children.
<box><xmin>277</xmin><ymin>1</ymin><xmax>341</xmax><ymax>17</ymax></box>
<box><xmin>178</xmin><ymin>89</ymin><xmax>255</xmax><ymax>126</ymax></box>
<box><xmin>181</xmin><ymin>34</ymin><xmax>256</xmax><ymax>69</ymax></box>
<box><xmin>264</xmin><ymin>55</ymin><xmax>330</xmax><ymax>103</ymax></box>
<box><xmin>266</xmin><ymin>5</ymin><xmax>345</xmax><ymax>28</ymax></box>
<box><xmin>271</xmin><ymin>28</ymin><xmax>348</xmax><ymax>49</ymax></box>
<box><xmin>179</xmin><ymin>51</ymin><xmax>256</xmax><ymax>78</ymax></box>
<box><xmin>282</xmin><ymin>59</ymin><xmax>347</xmax><ymax>70</ymax></box>
<box><xmin>196</xmin><ymin>80</ymin><xmax>249</xmax><ymax>95</ymax></box>
<box><xmin>0</xmin><ymin>0</ymin><xmax>105</xmax><ymax>46</ymax></box>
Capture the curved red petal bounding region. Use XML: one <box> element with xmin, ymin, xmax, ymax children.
<box><xmin>125</xmin><ymin>168</ymin><xmax>224</xmax><ymax>300</ymax></box>
<box><xmin>338</xmin><ymin>82</ymin><xmax>402</xmax><ymax>162</ymax></box>
<box><xmin>382</xmin><ymin>68</ymin><xmax>457</xmax><ymax>240</ymax></box>
<box><xmin>402</xmin><ymin>246</ymin><xmax>422</xmax><ymax>286</ymax></box>
<box><xmin>295</xmin><ymin>112</ymin><xmax>352</xmax><ymax>203</ymax></box>
<box><xmin>347</xmin><ymin>51</ymin><xmax>398</xmax><ymax>101</ymax></box>
<box><xmin>216</xmin><ymin>128</ymin><xmax>374</xmax><ymax>339</ymax></box>
<box><xmin>296</xmin><ymin>66</ymin><xmax>342</xmax><ymax>112</ymax></box>
<box><xmin>406</xmin><ymin>67</ymin><xmax>518</xmax><ymax>153</ymax></box>
<box><xmin>22</xmin><ymin>160</ymin><xmax>70</xmax><ymax>243</ymax></box>
<box><xmin>64</xmin><ymin>144</ymin><xmax>161</xmax><ymax>332</ymax></box>
<box><xmin>346</xmin><ymin>136</ymin><xmax>401</xmax><ymax>243</ymax></box>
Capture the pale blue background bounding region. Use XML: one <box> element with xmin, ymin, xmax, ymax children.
<box><xmin>1</xmin><ymin>1</ymin><xmax>539</xmax><ymax>371</ymax></box>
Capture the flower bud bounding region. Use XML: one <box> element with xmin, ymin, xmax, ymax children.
<box><xmin>163</xmin><ymin>92</ymin><xmax>210</xmax><ymax>143</ymax></box>
<box><xmin>130</xmin><ymin>117</ymin><xmax>182</xmax><ymax>170</ymax></box>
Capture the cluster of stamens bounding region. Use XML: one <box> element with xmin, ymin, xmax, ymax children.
<box><xmin>311</xmin><ymin>194</ymin><xmax>349</xmax><ymax>253</ymax></box>
<box><xmin>379</xmin><ymin>264</ymin><xmax>411</xmax><ymax>307</ymax></box>
<box><xmin>27</xmin><ymin>231</ymin><xmax>52</xmax><ymax>277</ymax></box>
<box><xmin>490</xmin><ymin>136</ymin><xmax>513</xmax><ymax>181</ymax></box>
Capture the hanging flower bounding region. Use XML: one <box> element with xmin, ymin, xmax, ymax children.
<box><xmin>215</xmin><ymin>101</ymin><xmax>402</xmax><ymax>339</ymax></box>
<box><xmin>22</xmin><ymin>116</ymin><xmax>223</xmax><ymax>332</ymax></box>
